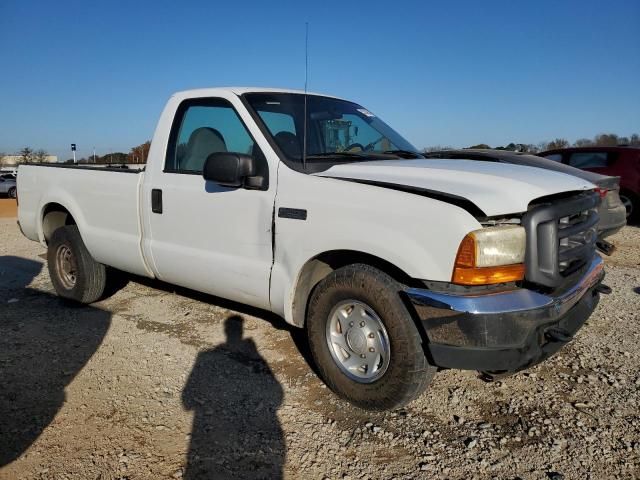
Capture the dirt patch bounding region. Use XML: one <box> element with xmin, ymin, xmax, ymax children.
<box><xmin>0</xmin><ymin>199</ymin><xmax>17</xmax><ymax>218</ymax></box>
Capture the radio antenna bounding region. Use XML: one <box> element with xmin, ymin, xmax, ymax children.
<box><xmin>302</xmin><ymin>22</ymin><xmax>309</xmax><ymax>171</ymax></box>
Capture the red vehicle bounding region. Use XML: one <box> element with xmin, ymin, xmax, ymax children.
<box><xmin>539</xmin><ymin>146</ymin><xmax>640</xmax><ymax>221</ymax></box>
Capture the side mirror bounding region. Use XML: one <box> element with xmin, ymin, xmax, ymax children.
<box><xmin>203</xmin><ymin>152</ymin><xmax>263</xmax><ymax>189</ymax></box>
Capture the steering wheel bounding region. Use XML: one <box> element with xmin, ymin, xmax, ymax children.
<box><xmin>345</xmin><ymin>143</ymin><xmax>365</xmax><ymax>152</ymax></box>
<box><xmin>363</xmin><ymin>136</ymin><xmax>385</xmax><ymax>151</ymax></box>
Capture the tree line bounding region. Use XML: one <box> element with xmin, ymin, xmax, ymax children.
<box><xmin>0</xmin><ymin>147</ymin><xmax>50</xmax><ymax>166</ymax></box>
<box><xmin>0</xmin><ymin>143</ymin><xmax>151</xmax><ymax>166</ymax></box>
<box><xmin>61</xmin><ymin>141</ymin><xmax>151</xmax><ymax>165</ymax></box>
<box><xmin>423</xmin><ymin>132</ymin><xmax>640</xmax><ymax>154</ymax></box>
<box><xmin>3</xmin><ymin>132</ymin><xmax>639</xmax><ymax>167</ymax></box>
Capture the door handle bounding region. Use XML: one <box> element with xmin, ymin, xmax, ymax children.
<box><xmin>151</xmin><ymin>189</ymin><xmax>163</xmax><ymax>214</ymax></box>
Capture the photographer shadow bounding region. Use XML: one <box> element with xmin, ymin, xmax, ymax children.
<box><xmin>0</xmin><ymin>255</ymin><xmax>111</xmax><ymax>467</ymax></box>
<box><xmin>182</xmin><ymin>315</ymin><xmax>285</xmax><ymax>479</ymax></box>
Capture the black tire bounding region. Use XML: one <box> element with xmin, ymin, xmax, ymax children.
<box><xmin>306</xmin><ymin>264</ymin><xmax>435</xmax><ymax>411</ymax></box>
<box><xmin>620</xmin><ymin>191</ymin><xmax>639</xmax><ymax>223</ymax></box>
<box><xmin>7</xmin><ymin>187</ymin><xmax>16</xmax><ymax>199</ymax></box>
<box><xmin>47</xmin><ymin>225</ymin><xmax>106</xmax><ymax>303</ymax></box>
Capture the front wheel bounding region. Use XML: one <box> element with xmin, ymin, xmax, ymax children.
<box><xmin>306</xmin><ymin>264</ymin><xmax>435</xmax><ymax>411</ymax></box>
<box><xmin>47</xmin><ymin>225</ymin><xmax>107</xmax><ymax>303</ymax></box>
<box><xmin>7</xmin><ymin>187</ymin><xmax>16</xmax><ymax>199</ymax></box>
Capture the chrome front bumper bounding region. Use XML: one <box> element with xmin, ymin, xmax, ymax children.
<box><xmin>406</xmin><ymin>256</ymin><xmax>605</xmax><ymax>372</ymax></box>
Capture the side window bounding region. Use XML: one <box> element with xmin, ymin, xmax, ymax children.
<box><xmin>166</xmin><ymin>99</ymin><xmax>256</xmax><ymax>173</ymax></box>
<box><xmin>568</xmin><ymin>152</ymin><xmax>608</xmax><ymax>169</ymax></box>
<box><xmin>543</xmin><ymin>153</ymin><xmax>563</xmax><ymax>162</ymax></box>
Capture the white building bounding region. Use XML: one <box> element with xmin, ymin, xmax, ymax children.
<box><xmin>0</xmin><ymin>154</ymin><xmax>58</xmax><ymax>173</ymax></box>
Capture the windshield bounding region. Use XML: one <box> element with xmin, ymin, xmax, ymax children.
<box><xmin>244</xmin><ymin>93</ymin><xmax>422</xmax><ymax>164</ymax></box>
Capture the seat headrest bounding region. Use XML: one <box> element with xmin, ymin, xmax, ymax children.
<box><xmin>182</xmin><ymin>127</ymin><xmax>227</xmax><ymax>171</ymax></box>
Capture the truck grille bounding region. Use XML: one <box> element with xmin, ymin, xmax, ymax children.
<box><xmin>522</xmin><ymin>192</ymin><xmax>599</xmax><ymax>288</ymax></box>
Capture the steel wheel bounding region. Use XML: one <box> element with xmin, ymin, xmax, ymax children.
<box><xmin>55</xmin><ymin>244</ymin><xmax>77</xmax><ymax>289</ymax></box>
<box><xmin>620</xmin><ymin>194</ymin><xmax>633</xmax><ymax>218</ymax></box>
<box><xmin>325</xmin><ymin>300</ymin><xmax>391</xmax><ymax>383</ymax></box>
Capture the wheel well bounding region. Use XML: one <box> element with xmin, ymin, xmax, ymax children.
<box><xmin>290</xmin><ymin>250</ymin><xmax>420</xmax><ymax>327</ymax></box>
<box><xmin>42</xmin><ymin>203</ymin><xmax>76</xmax><ymax>243</ymax></box>
<box><xmin>620</xmin><ymin>188</ymin><xmax>639</xmax><ymax>201</ymax></box>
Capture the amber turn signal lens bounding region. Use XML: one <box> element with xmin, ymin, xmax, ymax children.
<box><xmin>454</xmin><ymin>234</ymin><xmax>476</xmax><ymax>268</ymax></box>
<box><xmin>452</xmin><ymin>233</ymin><xmax>525</xmax><ymax>285</ymax></box>
<box><xmin>452</xmin><ymin>263</ymin><xmax>525</xmax><ymax>285</ymax></box>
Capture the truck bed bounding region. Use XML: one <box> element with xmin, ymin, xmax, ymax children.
<box><xmin>17</xmin><ymin>164</ymin><xmax>151</xmax><ymax>277</ymax></box>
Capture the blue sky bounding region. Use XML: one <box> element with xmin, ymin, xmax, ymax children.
<box><xmin>1</xmin><ymin>0</ymin><xmax>638</xmax><ymax>160</ymax></box>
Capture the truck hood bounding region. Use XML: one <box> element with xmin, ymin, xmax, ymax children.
<box><xmin>315</xmin><ymin>159</ymin><xmax>595</xmax><ymax>217</ymax></box>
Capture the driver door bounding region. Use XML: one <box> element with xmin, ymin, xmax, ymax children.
<box><xmin>145</xmin><ymin>97</ymin><xmax>275</xmax><ymax>310</ymax></box>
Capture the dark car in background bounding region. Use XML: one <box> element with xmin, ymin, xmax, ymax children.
<box><xmin>539</xmin><ymin>146</ymin><xmax>639</xmax><ymax>222</ymax></box>
<box><xmin>424</xmin><ymin>149</ymin><xmax>627</xmax><ymax>241</ymax></box>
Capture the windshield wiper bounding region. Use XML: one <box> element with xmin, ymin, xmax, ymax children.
<box><xmin>305</xmin><ymin>151</ymin><xmax>370</xmax><ymax>159</ymax></box>
<box><xmin>381</xmin><ymin>150</ymin><xmax>423</xmax><ymax>159</ymax></box>
<box><xmin>305</xmin><ymin>151</ymin><xmax>416</xmax><ymax>161</ymax></box>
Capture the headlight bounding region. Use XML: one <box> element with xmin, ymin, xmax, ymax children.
<box><xmin>452</xmin><ymin>225</ymin><xmax>526</xmax><ymax>285</ymax></box>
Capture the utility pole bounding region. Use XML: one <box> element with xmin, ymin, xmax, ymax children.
<box><xmin>93</xmin><ymin>147</ymin><xmax>96</xmax><ymax>163</ymax></box>
<box><xmin>71</xmin><ymin>143</ymin><xmax>77</xmax><ymax>164</ymax></box>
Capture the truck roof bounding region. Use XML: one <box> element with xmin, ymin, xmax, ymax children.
<box><xmin>171</xmin><ymin>87</ymin><xmax>342</xmax><ymax>101</ymax></box>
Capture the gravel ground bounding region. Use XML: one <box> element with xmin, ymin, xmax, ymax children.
<box><xmin>1</xmin><ymin>216</ymin><xmax>639</xmax><ymax>480</ymax></box>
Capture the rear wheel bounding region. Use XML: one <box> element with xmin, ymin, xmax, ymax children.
<box><xmin>47</xmin><ymin>225</ymin><xmax>106</xmax><ymax>303</ymax></box>
<box><xmin>306</xmin><ymin>264</ymin><xmax>435</xmax><ymax>411</ymax></box>
<box><xmin>7</xmin><ymin>187</ymin><xmax>16</xmax><ymax>199</ymax></box>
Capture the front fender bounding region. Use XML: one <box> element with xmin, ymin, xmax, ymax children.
<box><xmin>270</xmin><ymin>166</ymin><xmax>482</xmax><ymax>325</ymax></box>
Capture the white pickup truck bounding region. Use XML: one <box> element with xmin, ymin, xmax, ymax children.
<box><xmin>18</xmin><ymin>87</ymin><xmax>608</xmax><ymax>410</ymax></box>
